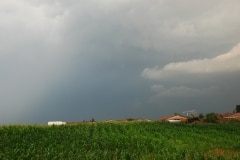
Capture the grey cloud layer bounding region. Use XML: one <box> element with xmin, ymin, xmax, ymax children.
<box><xmin>1</xmin><ymin>0</ymin><xmax>240</xmax><ymax>123</ymax></box>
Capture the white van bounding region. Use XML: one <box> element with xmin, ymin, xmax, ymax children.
<box><xmin>48</xmin><ymin>121</ymin><xmax>66</xmax><ymax>126</ymax></box>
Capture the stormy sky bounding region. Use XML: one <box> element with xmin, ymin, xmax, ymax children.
<box><xmin>1</xmin><ymin>0</ymin><xmax>240</xmax><ymax>124</ymax></box>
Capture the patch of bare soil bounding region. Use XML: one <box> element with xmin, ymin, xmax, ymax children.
<box><xmin>204</xmin><ymin>148</ymin><xmax>239</xmax><ymax>159</ymax></box>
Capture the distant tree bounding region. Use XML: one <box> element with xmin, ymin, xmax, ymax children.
<box><xmin>127</xmin><ymin>118</ymin><xmax>134</xmax><ymax>121</ymax></box>
<box><xmin>205</xmin><ymin>113</ymin><xmax>217</xmax><ymax>123</ymax></box>
<box><xmin>236</xmin><ymin>105</ymin><xmax>240</xmax><ymax>113</ymax></box>
<box><xmin>199</xmin><ymin>113</ymin><xmax>204</xmax><ymax>119</ymax></box>
<box><xmin>90</xmin><ymin>118</ymin><xmax>95</xmax><ymax>122</ymax></box>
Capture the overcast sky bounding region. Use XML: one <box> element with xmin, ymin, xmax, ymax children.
<box><xmin>1</xmin><ymin>0</ymin><xmax>240</xmax><ymax>124</ymax></box>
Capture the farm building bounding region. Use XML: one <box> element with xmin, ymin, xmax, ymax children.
<box><xmin>224</xmin><ymin>113</ymin><xmax>240</xmax><ymax>120</ymax></box>
<box><xmin>166</xmin><ymin>115</ymin><xmax>188</xmax><ymax>123</ymax></box>
<box><xmin>158</xmin><ymin>115</ymin><xmax>188</xmax><ymax>123</ymax></box>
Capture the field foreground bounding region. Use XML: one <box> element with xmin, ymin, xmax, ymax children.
<box><xmin>1</xmin><ymin>122</ymin><xmax>240</xmax><ymax>159</ymax></box>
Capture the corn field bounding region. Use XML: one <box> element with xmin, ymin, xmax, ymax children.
<box><xmin>1</xmin><ymin>122</ymin><xmax>240</xmax><ymax>159</ymax></box>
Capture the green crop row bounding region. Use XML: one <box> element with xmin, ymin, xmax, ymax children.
<box><xmin>0</xmin><ymin>122</ymin><xmax>240</xmax><ymax>159</ymax></box>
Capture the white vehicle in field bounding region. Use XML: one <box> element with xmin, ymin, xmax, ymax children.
<box><xmin>48</xmin><ymin>121</ymin><xmax>66</xmax><ymax>126</ymax></box>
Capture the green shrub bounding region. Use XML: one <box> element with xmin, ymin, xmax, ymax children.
<box><xmin>199</xmin><ymin>113</ymin><xmax>204</xmax><ymax>119</ymax></box>
<box><xmin>205</xmin><ymin>112</ymin><xmax>217</xmax><ymax>123</ymax></box>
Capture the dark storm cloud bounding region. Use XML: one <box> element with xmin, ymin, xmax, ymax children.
<box><xmin>1</xmin><ymin>0</ymin><xmax>240</xmax><ymax>124</ymax></box>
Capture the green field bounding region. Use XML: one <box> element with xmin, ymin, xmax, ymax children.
<box><xmin>1</xmin><ymin>122</ymin><xmax>240</xmax><ymax>159</ymax></box>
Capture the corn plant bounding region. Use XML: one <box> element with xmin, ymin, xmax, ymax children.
<box><xmin>1</xmin><ymin>122</ymin><xmax>240</xmax><ymax>159</ymax></box>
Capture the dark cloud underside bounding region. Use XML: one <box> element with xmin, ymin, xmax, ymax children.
<box><xmin>1</xmin><ymin>0</ymin><xmax>240</xmax><ymax>124</ymax></box>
